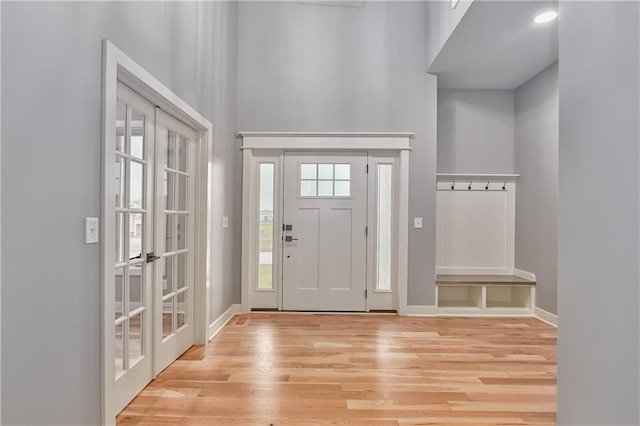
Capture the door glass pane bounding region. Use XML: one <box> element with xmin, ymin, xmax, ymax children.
<box><xmin>162</xmin><ymin>299</ymin><xmax>174</xmax><ymax>339</ymax></box>
<box><xmin>178</xmin><ymin>135</ymin><xmax>188</xmax><ymax>172</ymax></box>
<box><xmin>129</xmin><ymin>213</ymin><xmax>143</xmax><ymax>261</ymax></box>
<box><xmin>129</xmin><ymin>263</ymin><xmax>143</xmax><ymax>312</ymax></box>
<box><xmin>115</xmin><ymin>213</ymin><xmax>125</xmax><ymax>263</ymax></box>
<box><xmin>258</xmin><ymin>164</ymin><xmax>274</xmax><ymax>290</ymax></box>
<box><xmin>130</xmin><ymin>161</ymin><xmax>144</xmax><ymax>209</ymax></box>
<box><xmin>301</xmin><ymin>180</ymin><xmax>317</xmax><ymax>197</ymax></box>
<box><xmin>115</xmin><ymin>268</ymin><xmax>124</xmax><ymax>319</ymax></box>
<box><xmin>165</xmin><ymin>214</ymin><xmax>174</xmax><ymax>252</ymax></box>
<box><xmin>376</xmin><ymin>164</ymin><xmax>393</xmax><ymax>290</ymax></box>
<box><xmin>166</xmin><ymin>131</ymin><xmax>176</xmax><ymax>169</ymax></box>
<box><xmin>115</xmin><ymin>322</ymin><xmax>124</xmax><ymax>376</ymax></box>
<box><xmin>116</xmin><ymin>101</ymin><xmax>126</xmax><ymax>153</ymax></box>
<box><xmin>164</xmin><ymin>171</ymin><xmax>175</xmax><ymax>210</ymax></box>
<box><xmin>177</xmin><ymin>175</ymin><xmax>188</xmax><ymax>211</ymax></box>
<box><xmin>177</xmin><ymin>253</ymin><xmax>187</xmax><ymax>290</ymax></box>
<box><xmin>163</xmin><ymin>256</ymin><xmax>174</xmax><ymax>297</ymax></box>
<box><xmin>318</xmin><ymin>164</ymin><xmax>333</xmax><ymax>180</ymax></box>
<box><xmin>300</xmin><ymin>164</ymin><xmax>316</xmax><ymax>179</ymax></box>
<box><xmin>177</xmin><ymin>214</ymin><xmax>187</xmax><ymax>251</ymax></box>
<box><xmin>334</xmin><ymin>181</ymin><xmax>350</xmax><ymax>197</ymax></box>
<box><xmin>115</xmin><ymin>156</ymin><xmax>126</xmax><ymax>208</ymax></box>
<box><xmin>130</xmin><ymin>109</ymin><xmax>145</xmax><ymax>160</ymax></box>
<box><xmin>129</xmin><ymin>313</ymin><xmax>143</xmax><ymax>366</ymax></box>
<box><xmin>318</xmin><ymin>181</ymin><xmax>333</xmax><ymax>197</ymax></box>
<box><xmin>177</xmin><ymin>291</ymin><xmax>186</xmax><ymax>330</ymax></box>
<box><xmin>335</xmin><ymin>164</ymin><xmax>350</xmax><ymax>180</ymax></box>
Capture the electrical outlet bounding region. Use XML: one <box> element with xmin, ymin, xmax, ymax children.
<box><xmin>414</xmin><ymin>217</ymin><xmax>423</xmax><ymax>229</ymax></box>
<box><xmin>85</xmin><ymin>217</ymin><xmax>99</xmax><ymax>244</ymax></box>
<box><xmin>222</xmin><ymin>216</ymin><xmax>229</xmax><ymax>229</ymax></box>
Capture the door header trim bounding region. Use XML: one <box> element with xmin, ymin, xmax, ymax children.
<box><xmin>240</xmin><ymin>133</ymin><xmax>413</xmax><ymax>151</ymax></box>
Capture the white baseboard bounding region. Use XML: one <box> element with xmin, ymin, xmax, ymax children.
<box><xmin>208</xmin><ymin>303</ymin><xmax>241</xmax><ymax>341</ymax></box>
<box><xmin>534</xmin><ymin>306</ymin><xmax>557</xmax><ymax>327</ymax></box>
<box><xmin>513</xmin><ymin>268</ymin><xmax>536</xmax><ymax>282</ymax></box>
<box><xmin>404</xmin><ymin>305</ymin><xmax>438</xmax><ymax>316</ymax></box>
<box><xmin>436</xmin><ymin>267</ymin><xmax>512</xmax><ymax>275</ymax></box>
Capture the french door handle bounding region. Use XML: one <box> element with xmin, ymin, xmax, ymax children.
<box><xmin>146</xmin><ymin>252</ymin><xmax>161</xmax><ymax>263</ymax></box>
<box><xmin>284</xmin><ymin>236</ymin><xmax>299</xmax><ymax>242</ymax></box>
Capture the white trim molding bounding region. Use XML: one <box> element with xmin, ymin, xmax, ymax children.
<box><xmin>240</xmin><ymin>132</ymin><xmax>413</xmax><ymax>151</ymax></box>
<box><xmin>534</xmin><ymin>306</ymin><xmax>558</xmax><ymax>327</ymax></box>
<box><xmin>208</xmin><ymin>304</ymin><xmax>242</xmax><ymax>341</ymax></box>
<box><xmin>436</xmin><ymin>173</ymin><xmax>520</xmax><ymax>182</ymax></box>
<box><xmin>404</xmin><ymin>306</ymin><xmax>439</xmax><ymax>316</ymax></box>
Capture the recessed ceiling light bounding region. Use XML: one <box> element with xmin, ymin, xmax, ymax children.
<box><xmin>534</xmin><ymin>11</ymin><xmax>558</xmax><ymax>24</ymax></box>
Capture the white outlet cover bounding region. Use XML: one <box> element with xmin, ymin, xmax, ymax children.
<box><xmin>414</xmin><ymin>217</ymin><xmax>423</xmax><ymax>229</ymax></box>
<box><xmin>85</xmin><ymin>217</ymin><xmax>99</xmax><ymax>244</ymax></box>
<box><xmin>222</xmin><ymin>216</ymin><xmax>229</xmax><ymax>229</ymax></box>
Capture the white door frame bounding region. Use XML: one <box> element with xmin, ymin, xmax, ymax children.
<box><xmin>239</xmin><ymin>133</ymin><xmax>412</xmax><ymax>315</ymax></box>
<box><xmin>101</xmin><ymin>40</ymin><xmax>212</xmax><ymax>425</ymax></box>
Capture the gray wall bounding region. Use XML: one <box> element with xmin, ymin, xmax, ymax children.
<box><xmin>514</xmin><ymin>62</ymin><xmax>558</xmax><ymax>315</ymax></box>
<box><xmin>558</xmin><ymin>1</ymin><xmax>639</xmax><ymax>424</ymax></box>
<box><xmin>1</xmin><ymin>2</ymin><xmax>239</xmax><ymax>424</ymax></box>
<box><xmin>237</xmin><ymin>1</ymin><xmax>438</xmax><ymax>306</ymax></box>
<box><xmin>425</xmin><ymin>0</ymin><xmax>473</xmax><ymax>69</ymax></box>
<box><xmin>437</xmin><ymin>89</ymin><xmax>515</xmax><ymax>173</ymax></box>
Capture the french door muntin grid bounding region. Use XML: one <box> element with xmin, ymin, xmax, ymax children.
<box><xmin>114</xmin><ymin>98</ymin><xmax>150</xmax><ymax>377</ymax></box>
<box><xmin>161</xmin><ymin>130</ymin><xmax>190</xmax><ymax>340</ymax></box>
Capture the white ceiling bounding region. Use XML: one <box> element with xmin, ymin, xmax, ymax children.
<box><xmin>428</xmin><ymin>0</ymin><xmax>559</xmax><ymax>90</ymax></box>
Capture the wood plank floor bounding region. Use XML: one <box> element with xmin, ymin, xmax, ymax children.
<box><xmin>118</xmin><ymin>314</ymin><xmax>557</xmax><ymax>425</ymax></box>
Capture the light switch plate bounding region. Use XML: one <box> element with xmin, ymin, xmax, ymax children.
<box><xmin>85</xmin><ymin>217</ymin><xmax>99</xmax><ymax>244</ymax></box>
<box><xmin>414</xmin><ymin>217</ymin><xmax>423</xmax><ymax>229</ymax></box>
<box><xmin>222</xmin><ymin>216</ymin><xmax>229</xmax><ymax>229</ymax></box>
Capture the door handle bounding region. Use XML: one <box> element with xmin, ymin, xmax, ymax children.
<box><xmin>146</xmin><ymin>252</ymin><xmax>161</xmax><ymax>263</ymax></box>
<box><xmin>284</xmin><ymin>235</ymin><xmax>299</xmax><ymax>242</ymax></box>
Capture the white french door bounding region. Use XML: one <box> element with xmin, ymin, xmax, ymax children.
<box><xmin>114</xmin><ymin>82</ymin><xmax>155</xmax><ymax>411</ymax></box>
<box><xmin>282</xmin><ymin>152</ymin><xmax>368</xmax><ymax>311</ymax></box>
<box><xmin>154</xmin><ymin>111</ymin><xmax>196</xmax><ymax>373</ymax></box>
<box><xmin>113</xmin><ymin>83</ymin><xmax>196</xmax><ymax>413</ymax></box>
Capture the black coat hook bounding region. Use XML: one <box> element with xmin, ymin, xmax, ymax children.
<box><xmin>485</xmin><ymin>182</ymin><xmax>490</xmax><ymax>190</ymax></box>
<box><xmin>468</xmin><ymin>182</ymin><xmax>472</xmax><ymax>190</ymax></box>
<box><xmin>451</xmin><ymin>181</ymin><xmax>455</xmax><ymax>190</ymax></box>
<box><xmin>502</xmin><ymin>182</ymin><xmax>507</xmax><ymax>190</ymax></box>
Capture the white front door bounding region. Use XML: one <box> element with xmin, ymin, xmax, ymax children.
<box><xmin>154</xmin><ymin>110</ymin><xmax>196</xmax><ymax>374</ymax></box>
<box><xmin>282</xmin><ymin>152</ymin><xmax>368</xmax><ymax>311</ymax></box>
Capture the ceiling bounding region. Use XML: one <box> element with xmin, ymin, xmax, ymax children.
<box><xmin>428</xmin><ymin>1</ymin><xmax>559</xmax><ymax>90</ymax></box>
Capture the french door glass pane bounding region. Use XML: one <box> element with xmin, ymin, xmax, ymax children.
<box><xmin>318</xmin><ymin>164</ymin><xmax>333</xmax><ymax>180</ymax></box>
<box><xmin>178</xmin><ymin>136</ymin><xmax>188</xmax><ymax>172</ymax></box>
<box><xmin>129</xmin><ymin>213</ymin><xmax>143</xmax><ymax>261</ymax></box>
<box><xmin>129</xmin><ymin>264</ymin><xmax>143</xmax><ymax>312</ymax></box>
<box><xmin>177</xmin><ymin>175</ymin><xmax>188</xmax><ymax>211</ymax></box>
<box><xmin>166</xmin><ymin>131</ymin><xmax>176</xmax><ymax>169</ymax></box>
<box><xmin>177</xmin><ymin>253</ymin><xmax>187</xmax><ymax>290</ymax></box>
<box><xmin>115</xmin><ymin>213</ymin><xmax>125</xmax><ymax>263</ymax></box>
<box><xmin>115</xmin><ymin>156</ymin><xmax>126</xmax><ymax>208</ymax></box>
<box><xmin>177</xmin><ymin>215</ymin><xmax>187</xmax><ymax>251</ymax></box>
<box><xmin>163</xmin><ymin>256</ymin><xmax>174</xmax><ymax>297</ymax></box>
<box><xmin>165</xmin><ymin>171</ymin><xmax>175</xmax><ymax>210</ymax></box>
<box><xmin>115</xmin><ymin>322</ymin><xmax>124</xmax><ymax>376</ymax></box>
<box><xmin>162</xmin><ymin>301</ymin><xmax>173</xmax><ymax>339</ymax></box>
<box><xmin>376</xmin><ymin>164</ymin><xmax>393</xmax><ymax>291</ymax></box>
<box><xmin>115</xmin><ymin>268</ymin><xmax>124</xmax><ymax>319</ymax></box>
<box><xmin>177</xmin><ymin>291</ymin><xmax>186</xmax><ymax>330</ymax></box>
<box><xmin>301</xmin><ymin>163</ymin><xmax>316</xmax><ymax>179</ymax></box>
<box><xmin>301</xmin><ymin>180</ymin><xmax>317</xmax><ymax>197</ymax></box>
<box><xmin>335</xmin><ymin>181</ymin><xmax>350</xmax><ymax>197</ymax></box>
<box><xmin>129</xmin><ymin>314</ymin><xmax>143</xmax><ymax>366</ymax></box>
<box><xmin>318</xmin><ymin>180</ymin><xmax>333</xmax><ymax>197</ymax></box>
<box><xmin>130</xmin><ymin>108</ymin><xmax>145</xmax><ymax>160</ymax></box>
<box><xmin>165</xmin><ymin>214</ymin><xmax>174</xmax><ymax>252</ymax></box>
<box><xmin>130</xmin><ymin>161</ymin><xmax>144</xmax><ymax>209</ymax></box>
<box><xmin>334</xmin><ymin>164</ymin><xmax>350</xmax><ymax>180</ymax></box>
<box><xmin>116</xmin><ymin>101</ymin><xmax>126</xmax><ymax>153</ymax></box>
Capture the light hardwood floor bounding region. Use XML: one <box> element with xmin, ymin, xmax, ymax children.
<box><xmin>118</xmin><ymin>314</ymin><xmax>557</xmax><ymax>425</ymax></box>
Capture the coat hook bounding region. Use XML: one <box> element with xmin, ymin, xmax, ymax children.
<box><xmin>502</xmin><ymin>182</ymin><xmax>507</xmax><ymax>190</ymax></box>
<box><xmin>451</xmin><ymin>181</ymin><xmax>455</xmax><ymax>190</ymax></box>
<box><xmin>485</xmin><ymin>182</ymin><xmax>490</xmax><ymax>190</ymax></box>
<box><xmin>468</xmin><ymin>181</ymin><xmax>472</xmax><ymax>190</ymax></box>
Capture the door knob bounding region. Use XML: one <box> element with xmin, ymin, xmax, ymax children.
<box><xmin>146</xmin><ymin>252</ymin><xmax>161</xmax><ymax>263</ymax></box>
